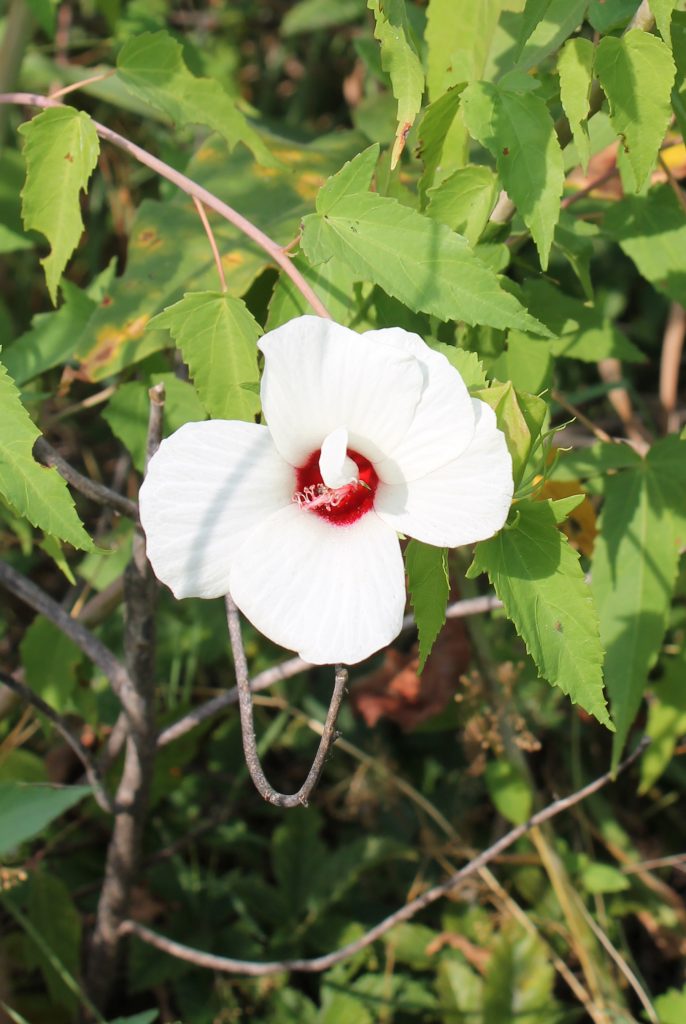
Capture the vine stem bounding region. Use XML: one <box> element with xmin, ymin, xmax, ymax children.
<box><xmin>118</xmin><ymin>737</ymin><xmax>650</xmax><ymax>976</ymax></box>
<box><xmin>0</xmin><ymin>91</ymin><xmax>332</xmax><ymax>319</ymax></box>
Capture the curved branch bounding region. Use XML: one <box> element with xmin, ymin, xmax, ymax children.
<box><xmin>0</xmin><ymin>669</ymin><xmax>114</xmax><ymax>814</ymax></box>
<box><xmin>0</xmin><ymin>91</ymin><xmax>332</xmax><ymax>319</ymax></box>
<box><xmin>33</xmin><ymin>437</ymin><xmax>138</xmax><ymax>521</ymax></box>
<box><xmin>226</xmin><ymin>595</ymin><xmax>347</xmax><ymax>808</ymax></box>
<box><xmin>119</xmin><ymin>736</ymin><xmax>649</xmax><ymax>975</ymax></box>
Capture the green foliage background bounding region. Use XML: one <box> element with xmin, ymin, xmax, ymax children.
<box><xmin>1</xmin><ymin>0</ymin><xmax>686</xmax><ymax>1022</ymax></box>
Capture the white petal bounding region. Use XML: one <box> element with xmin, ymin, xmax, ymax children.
<box><xmin>375</xmin><ymin>399</ymin><xmax>513</xmax><ymax>547</ymax></box>
<box><xmin>139</xmin><ymin>420</ymin><xmax>294</xmax><ymax>599</ymax></box>
<box><xmin>319</xmin><ymin>427</ymin><xmax>358</xmax><ymax>488</ymax></box>
<box><xmin>259</xmin><ymin>315</ymin><xmax>423</xmax><ymax>467</ymax></box>
<box><xmin>229</xmin><ymin>505</ymin><xmax>405</xmax><ymax>665</ymax></box>
<box><xmin>367</xmin><ymin>328</ymin><xmax>476</xmax><ymax>484</ymax></box>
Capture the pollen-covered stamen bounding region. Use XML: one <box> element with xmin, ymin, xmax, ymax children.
<box><xmin>293</xmin><ymin>446</ymin><xmax>379</xmax><ymax>526</ymax></box>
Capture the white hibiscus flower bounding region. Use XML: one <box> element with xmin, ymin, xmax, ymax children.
<box><xmin>139</xmin><ymin>315</ymin><xmax>513</xmax><ymax>665</ymax></box>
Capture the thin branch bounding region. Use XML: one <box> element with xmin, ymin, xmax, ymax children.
<box><xmin>658</xmin><ymin>303</ymin><xmax>686</xmax><ymax>435</ymax></box>
<box><xmin>596</xmin><ymin>358</ymin><xmax>652</xmax><ymax>452</ymax></box>
<box><xmin>226</xmin><ymin>594</ymin><xmax>347</xmax><ymax>807</ymax></box>
<box><xmin>158</xmin><ymin>592</ymin><xmax>503</xmax><ymax>748</ymax></box>
<box><xmin>0</xmin><ymin>92</ymin><xmax>332</xmax><ymax>319</ymax></box>
<box><xmin>0</xmin><ymin>560</ymin><xmax>134</xmax><ymax>705</ymax></box>
<box><xmin>33</xmin><ymin>437</ymin><xmax>138</xmax><ymax>520</ymax></box>
<box><xmin>48</xmin><ymin>70</ymin><xmax>116</xmax><ymax>101</ymax></box>
<box><xmin>118</xmin><ymin>737</ymin><xmax>650</xmax><ymax>975</ymax></box>
<box><xmin>86</xmin><ymin>386</ymin><xmax>163</xmax><ymax>1008</ymax></box>
<box><xmin>0</xmin><ymin>669</ymin><xmax>114</xmax><ymax>814</ymax></box>
<box><xmin>551</xmin><ymin>388</ymin><xmax>614</xmax><ymax>445</ymax></box>
<box><xmin>192</xmin><ymin>196</ymin><xmax>227</xmax><ymax>293</ymax></box>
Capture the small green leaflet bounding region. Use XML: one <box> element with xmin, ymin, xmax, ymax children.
<box><xmin>18</xmin><ymin>107</ymin><xmax>99</xmax><ymax>305</ymax></box>
<box><xmin>604</xmin><ymin>185</ymin><xmax>686</xmax><ymax>308</ymax></box>
<box><xmin>468</xmin><ymin>499</ymin><xmax>611</xmax><ymax>728</ymax></box>
<box><xmin>367</xmin><ymin>0</ymin><xmax>424</xmax><ymax>168</ymax></box>
<box><xmin>426</xmin><ymin>164</ymin><xmax>499</xmax><ymax>246</ymax></box>
<box><xmin>303</xmin><ymin>150</ymin><xmax>547</xmax><ymax>333</ymax></box>
<box><xmin>405</xmin><ymin>539</ymin><xmax>449</xmax><ymax>671</ymax></box>
<box><xmin>595</xmin><ymin>31</ymin><xmax>675</xmax><ymax>193</ymax></box>
<box><xmin>558</xmin><ymin>37</ymin><xmax>595</xmax><ymax>173</ymax></box>
<box><xmin>484</xmin><ymin>760</ymin><xmax>532</xmax><ymax>826</ymax></box>
<box><xmin>462</xmin><ymin>81</ymin><xmax>564</xmax><ymax>270</ymax></box>
<box><xmin>592</xmin><ymin>437</ymin><xmax>686</xmax><ymax>767</ymax></box>
<box><xmin>0</xmin><ymin>360</ymin><xmax>92</xmax><ymax>550</ymax></box>
<box><xmin>149</xmin><ymin>291</ymin><xmax>261</xmax><ymax>421</ymax></box>
<box><xmin>650</xmin><ymin>0</ymin><xmax>678</xmax><ymax>43</ymax></box>
<box><xmin>116</xmin><ymin>32</ymin><xmax>280</xmax><ymax>169</ymax></box>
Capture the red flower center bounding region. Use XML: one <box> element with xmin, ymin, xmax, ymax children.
<box><xmin>294</xmin><ymin>448</ymin><xmax>378</xmax><ymax>526</ymax></box>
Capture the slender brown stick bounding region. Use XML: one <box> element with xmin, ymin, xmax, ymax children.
<box><xmin>118</xmin><ymin>737</ymin><xmax>649</xmax><ymax>975</ymax></box>
<box><xmin>157</xmin><ymin>593</ymin><xmax>503</xmax><ymax>748</ymax></box>
<box><xmin>226</xmin><ymin>594</ymin><xmax>347</xmax><ymax>807</ymax></box>
<box><xmin>33</xmin><ymin>437</ymin><xmax>138</xmax><ymax>520</ymax></box>
<box><xmin>48</xmin><ymin>70</ymin><xmax>116</xmax><ymax>101</ymax></box>
<box><xmin>86</xmin><ymin>387</ymin><xmax>164</xmax><ymax>1009</ymax></box>
<box><xmin>192</xmin><ymin>196</ymin><xmax>227</xmax><ymax>293</ymax></box>
<box><xmin>0</xmin><ymin>560</ymin><xmax>134</xmax><ymax>705</ymax></box>
<box><xmin>0</xmin><ymin>669</ymin><xmax>114</xmax><ymax>814</ymax></box>
<box><xmin>551</xmin><ymin>389</ymin><xmax>614</xmax><ymax>445</ymax></box>
<box><xmin>659</xmin><ymin>303</ymin><xmax>686</xmax><ymax>434</ymax></box>
<box><xmin>0</xmin><ymin>92</ymin><xmax>332</xmax><ymax>319</ymax></box>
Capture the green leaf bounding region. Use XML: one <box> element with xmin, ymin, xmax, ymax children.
<box><xmin>117</xmin><ymin>31</ymin><xmax>279</xmax><ymax>168</ymax></box>
<box><xmin>103</xmin><ymin>373</ymin><xmax>208</xmax><ymax>473</ymax></box>
<box><xmin>416</xmin><ymin>86</ymin><xmax>465</xmax><ymax>195</ymax></box>
<box><xmin>553</xmin><ymin>215</ymin><xmax>598</xmax><ymax>300</ymax></box>
<box><xmin>18</xmin><ymin>107</ymin><xmax>99</xmax><ymax>305</ymax></box>
<box><xmin>640</xmin><ymin>651</ymin><xmax>686</xmax><ymax>792</ymax></box>
<box><xmin>471</xmin><ymin>382</ymin><xmax>547</xmax><ymax>488</ymax></box>
<box><xmin>0</xmin><ymin>223</ymin><xmax>33</xmax><ymax>254</ymax></box>
<box><xmin>595</xmin><ymin>31</ymin><xmax>675</xmax><ymax>193</ymax></box>
<box><xmin>604</xmin><ymin>185</ymin><xmax>686</xmax><ymax>308</ymax></box>
<box><xmin>20</xmin><ymin>617</ymin><xmax>82</xmax><ymax>715</ymax></box>
<box><xmin>429</xmin><ymin>343</ymin><xmax>488</xmax><ymax>389</ymax></box>
<box><xmin>150</xmin><ymin>292</ymin><xmax>261</xmax><ymax>421</ymax></box>
<box><xmin>267</xmin><ymin>253</ymin><xmax>357</xmax><ymax>329</ymax></box>
<box><xmin>491</xmin><ymin>331</ymin><xmax>553</xmax><ymax>395</ymax></box>
<box><xmin>558</xmin><ymin>37</ymin><xmax>595</xmax><ymax>173</ymax></box>
<box><xmin>469</xmin><ymin>499</ymin><xmax>611</xmax><ymax>727</ymax></box>
<box><xmin>272</xmin><ymin>810</ymin><xmax>326</xmax><ymax>917</ymax></box>
<box><xmin>281</xmin><ymin>0</ymin><xmax>365</xmax><ymax>34</ymax></box>
<box><xmin>107</xmin><ymin>1014</ymin><xmax>159</xmax><ymax>1024</ymax></box>
<box><xmin>592</xmin><ymin>437</ymin><xmax>686</xmax><ymax>766</ymax></box>
<box><xmin>302</xmin><ymin>170</ymin><xmax>546</xmax><ymax>333</ymax></box>
<box><xmin>655</xmin><ymin>986</ymin><xmax>686</xmax><ymax>1024</ymax></box>
<box><xmin>425</xmin><ymin>0</ymin><xmax>500</xmax><ymax>99</ymax></box>
<box><xmin>0</xmin><ymin>783</ymin><xmax>91</xmax><ymax>856</ymax></box>
<box><xmin>588</xmin><ymin>0</ymin><xmax>638</xmax><ymax>31</ymax></box>
<box><xmin>514</xmin><ymin>0</ymin><xmax>589</xmax><ymax>73</ymax></box>
<box><xmin>318</xmin><ymin>145</ymin><xmax>380</xmax><ymax>212</ymax></box>
<box><xmin>485</xmin><ymin>759</ymin><xmax>533</xmax><ymax>826</ymax></box>
<box><xmin>2</xmin><ymin>280</ymin><xmax>97</xmax><ymax>386</ymax></box>
<box><xmin>426</xmin><ymin>164</ymin><xmax>499</xmax><ymax>246</ymax></box>
<box><xmin>0</xmin><ymin>360</ymin><xmax>92</xmax><ymax>550</ymax></box>
<box><xmin>522</xmin><ymin>279</ymin><xmax>643</xmax><ymax>362</ymax></box>
<box><xmin>405</xmin><ymin>539</ymin><xmax>449</xmax><ymax>671</ymax></box>
<box><xmin>26</xmin><ymin>871</ymin><xmax>82</xmax><ymax>1013</ymax></box>
<box><xmin>650</xmin><ymin>0</ymin><xmax>678</xmax><ymax>43</ymax></box>
<box><xmin>367</xmin><ymin>0</ymin><xmax>424</xmax><ymax>168</ymax></box>
<box><xmin>580</xmin><ymin>861</ymin><xmax>630</xmax><ymax>894</ymax></box>
<box><xmin>462</xmin><ymin>81</ymin><xmax>564</xmax><ymax>269</ymax></box>
<box><xmin>483</xmin><ymin>930</ymin><xmax>559</xmax><ymax>1024</ymax></box>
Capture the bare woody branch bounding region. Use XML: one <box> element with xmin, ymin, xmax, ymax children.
<box><xmin>226</xmin><ymin>594</ymin><xmax>347</xmax><ymax>807</ymax></box>
<box><xmin>157</xmin><ymin>593</ymin><xmax>503</xmax><ymax>748</ymax></box>
<box><xmin>86</xmin><ymin>383</ymin><xmax>165</xmax><ymax>1009</ymax></box>
<box><xmin>0</xmin><ymin>92</ymin><xmax>332</xmax><ymax>320</ymax></box>
<box><xmin>33</xmin><ymin>437</ymin><xmax>138</xmax><ymax>521</ymax></box>
<box><xmin>118</xmin><ymin>737</ymin><xmax>650</xmax><ymax>975</ymax></box>
<box><xmin>0</xmin><ymin>669</ymin><xmax>114</xmax><ymax>814</ymax></box>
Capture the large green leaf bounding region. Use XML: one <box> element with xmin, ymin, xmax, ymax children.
<box><xmin>405</xmin><ymin>539</ymin><xmax>449</xmax><ymax>671</ymax></box>
<box><xmin>0</xmin><ymin>783</ymin><xmax>91</xmax><ymax>856</ymax></box>
<box><xmin>367</xmin><ymin>0</ymin><xmax>424</xmax><ymax>167</ymax></box>
<box><xmin>301</xmin><ymin>151</ymin><xmax>546</xmax><ymax>332</ymax></box>
<box><xmin>425</xmin><ymin>0</ymin><xmax>500</xmax><ymax>98</ymax></box>
<box><xmin>18</xmin><ymin>107</ymin><xmax>99</xmax><ymax>305</ymax></box>
<box><xmin>117</xmin><ymin>31</ymin><xmax>279</xmax><ymax>168</ymax></box>
<box><xmin>558</xmin><ymin>37</ymin><xmax>595</xmax><ymax>172</ymax></box>
<box><xmin>604</xmin><ymin>185</ymin><xmax>686</xmax><ymax>308</ymax></box>
<box><xmin>468</xmin><ymin>499</ymin><xmax>611</xmax><ymax>727</ymax></box>
<box><xmin>0</xmin><ymin>360</ymin><xmax>92</xmax><ymax>550</ymax></box>
<box><xmin>592</xmin><ymin>437</ymin><xmax>686</xmax><ymax>766</ymax></box>
<box><xmin>595</xmin><ymin>31</ymin><xmax>675</xmax><ymax>193</ymax></box>
<box><xmin>462</xmin><ymin>81</ymin><xmax>564</xmax><ymax>269</ymax></box>
<box><xmin>150</xmin><ymin>292</ymin><xmax>261</xmax><ymax>421</ymax></box>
